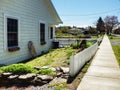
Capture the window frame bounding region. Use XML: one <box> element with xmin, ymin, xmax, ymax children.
<box><xmin>50</xmin><ymin>27</ymin><xmax>53</xmax><ymax>39</ymax></box>
<box><xmin>4</xmin><ymin>14</ymin><xmax>20</xmax><ymax>52</ymax></box>
<box><xmin>39</xmin><ymin>21</ymin><xmax>46</xmax><ymax>45</ymax></box>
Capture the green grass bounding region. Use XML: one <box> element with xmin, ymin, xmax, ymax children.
<box><xmin>26</xmin><ymin>47</ymin><xmax>77</xmax><ymax>67</ymax></box>
<box><xmin>26</xmin><ymin>41</ymin><xmax>96</xmax><ymax>68</ymax></box>
<box><xmin>112</xmin><ymin>45</ymin><xmax>120</xmax><ymax>66</ymax></box>
<box><xmin>109</xmin><ymin>35</ymin><xmax>120</xmax><ymax>40</ymax></box>
<box><xmin>49</xmin><ymin>81</ymin><xmax>67</xmax><ymax>90</ymax></box>
<box><xmin>55</xmin><ymin>33</ymin><xmax>76</xmax><ymax>38</ymax></box>
<box><xmin>38</xmin><ymin>68</ymin><xmax>56</xmax><ymax>75</ymax></box>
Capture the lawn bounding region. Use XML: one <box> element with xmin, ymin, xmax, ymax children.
<box><xmin>55</xmin><ymin>33</ymin><xmax>76</xmax><ymax>38</ymax></box>
<box><xmin>26</xmin><ymin>47</ymin><xmax>77</xmax><ymax>67</ymax></box>
<box><xmin>109</xmin><ymin>35</ymin><xmax>120</xmax><ymax>66</ymax></box>
<box><xmin>26</xmin><ymin>40</ymin><xmax>96</xmax><ymax>68</ymax></box>
<box><xmin>112</xmin><ymin>45</ymin><xmax>120</xmax><ymax>66</ymax></box>
<box><xmin>109</xmin><ymin>35</ymin><xmax>120</xmax><ymax>40</ymax></box>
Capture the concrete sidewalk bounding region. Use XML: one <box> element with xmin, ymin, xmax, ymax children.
<box><xmin>77</xmin><ymin>35</ymin><xmax>120</xmax><ymax>90</ymax></box>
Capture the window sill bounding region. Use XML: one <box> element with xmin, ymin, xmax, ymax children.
<box><xmin>8</xmin><ymin>46</ymin><xmax>20</xmax><ymax>52</ymax></box>
<box><xmin>41</xmin><ymin>42</ymin><xmax>46</xmax><ymax>45</ymax></box>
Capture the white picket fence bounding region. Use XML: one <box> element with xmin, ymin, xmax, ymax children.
<box><xmin>54</xmin><ymin>38</ymin><xmax>97</xmax><ymax>47</ymax></box>
<box><xmin>69</xmin><ymin>42</ymin><xmax>98</xmax><ymax>77</ymax></box>
<box><xmin>54</xmin><ymin>38</ymin><xmax>79</xmax><ymax>47</ymax></box>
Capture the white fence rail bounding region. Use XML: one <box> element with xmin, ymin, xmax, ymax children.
<box><xmin>56</xmin><ymin>38</ymin><xmax>79</xmax><ymax>47</ymax></box>
<box><xmin>69</xmin><ymin>42</ymin><xmax>98</xmax><ymax>77</ymax></box>
<box><xmin>54</xmin><ymin>38</ymin><xmax>97</xmax><ymax>47</ymax></box>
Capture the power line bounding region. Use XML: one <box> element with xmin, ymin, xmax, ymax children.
<box><xmin>60</xmin><ymin>8</ymin><xmax>120</xmax><ymax>17</ymax></box>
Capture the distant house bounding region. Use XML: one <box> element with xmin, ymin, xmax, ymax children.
<box><xmin>0</xmin><ymin>0</ymin><xmax>62</xmax><ymax>65</ymax></box>
<box><xmin>69</xmin><ymin>27</ymin><xmax>88</xmax><ymax>35</ymax></box>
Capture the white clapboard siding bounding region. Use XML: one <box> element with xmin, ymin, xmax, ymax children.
<box><xmin>0</xmin><ymin>0</ymin><xmax>57</xmax><ymax>65</ymax></box>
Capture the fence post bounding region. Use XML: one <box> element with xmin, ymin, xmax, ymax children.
<box><xmin>69</xmin><ymin>56</ymin><xmax>74</xmax><ymax>77</ymax></box>
<box><xmin>69</xmin><ymin>42</ymin><xmax>98</xmax><ymax>77</ymax></box>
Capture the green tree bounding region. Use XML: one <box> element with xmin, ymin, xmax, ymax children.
<box><xmin>104</xmin><ymin>16</ymin><xmax>119</xmax><ymax>35</ymax></box>
<box><xmin>57</xmin><ymin>26</ymin><xmax>71</xmax><ymax>33</ymax></box>
<box><xmin>96</xmin><ymin>17</ymin><xmax>105</xmax><ymax>34</ymax></box>
<box><xmin>88</xmin><ymin>26</ymin><xmax>97</xmax><ymax>35</ymax></box>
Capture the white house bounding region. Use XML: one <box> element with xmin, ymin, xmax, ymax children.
<box><xmin>0</xmin><ymin>0</ymin><xmax>62</xmax><ymax>65</ymax></box>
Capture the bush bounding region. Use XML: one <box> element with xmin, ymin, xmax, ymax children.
<box><xmin>0</xmin><ymin>64</ymin><xmax>36</xmax><ymax>74</ymax></box>
<box><xmin>86</xmin><ymin>40</ymin><xmax>96</xmax><ymax>48</ymax></box>
<box><xmin>86</xmin><ymin>42</ymin><xmax>93</xmax><ymax>48</ymax></box>
<box><xmin>71</xmin><ymin>43</ymin><xmax>79</xmax><ymax>49</ymax></box>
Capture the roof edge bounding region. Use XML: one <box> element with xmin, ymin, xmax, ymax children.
<box><xmin>46</xmin><ymin>0</ymin><xmax>63</xmax><ymax>24</ymax></box>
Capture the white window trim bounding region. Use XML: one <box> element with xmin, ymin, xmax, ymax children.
<box><xmin>53</xmin><ymin>26</ymin><xmax>55</xmax><ymax>39</ymax></box>
<box><xmin>50</xmin><ymin>26</ymin><xmax>54</xmax><ymax>39</ymax></box>
<box><xmin>48</xmin><ymin>24</ymin><xmax>55</xmax><ymax>40</ymax></box>
<box><xmin>4</xmin><ymin>13</ymin><xmax>20</xmax><ymax>51</ymax></box>
<box><xmin>39</xmin><ymin>20</ymin><xmax>46</xmax><ymax>45</ymax></box>
<box><xmin>48</xmin><ymin>26</ymin><xmax>52</xmax><ymax>40</ymax></box>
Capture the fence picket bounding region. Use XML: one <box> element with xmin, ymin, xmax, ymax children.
<box><xmin>70</xmin><ymin>42</ymin><xmax>98</xmax><ymax>77</ymax></box>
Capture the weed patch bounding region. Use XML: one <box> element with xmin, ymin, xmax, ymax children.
<box><xmin>38</xmin><ymin>68</ymin><xmax>56</xmax><ymax>75</ymax></box>
<box><xmin>26</xmin><ymin>47</ymin><xmax>77</xmax><ymax>67</ymax></box>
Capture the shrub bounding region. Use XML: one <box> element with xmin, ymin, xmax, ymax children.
<box><xmin>71</xmin><ymin>43</ymin><xmax>79</xmax><ymax>49</ymax></box>
<box><xmin>0</xmin><ymin>64</ymin><xmax>36</xmax><ymax>74</ymax></box>
<box><xmin>86</xmin><ymin>42</ymin><xmax>93</xmax><ymax>47</ymax></box>
<box><xmin>86</xmin><ymin>40</ymin><xmax>96</xmax><ymax>48</ymax></box>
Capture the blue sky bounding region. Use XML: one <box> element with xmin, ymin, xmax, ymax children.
<box><xmin>51</xmin><ymin>0</ymin><xmax>120</xmax><ymax>27</ymax></box>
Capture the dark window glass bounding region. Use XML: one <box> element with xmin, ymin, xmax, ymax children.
<box><xmin>50</xmin><ymin>27</ymin><xmax>53</xmax><ymax>39</ymax></box>
<box><xmin>40</xmin><ymin>23</ymin><xmax>45</xmax><ymax>44</ymax></box>
<box><xmin>7</xmin><ymin>18</ymin><xmax>18</xmax><ymax>47</ymax></box>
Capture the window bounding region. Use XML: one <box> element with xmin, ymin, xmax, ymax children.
<box><xmin>7</xmin><ymin>18</ymin><xmax>20</xmax><ymax>51</ymax></box>
<box><xmin>50</xmin><ymin>27</ymin><xmax>53</xmax><ymax>39</ymax></box>
<box><xmin>40</xmin><ymin>23</ymin><xmax>46</xmax><ymax>45</ymax></box>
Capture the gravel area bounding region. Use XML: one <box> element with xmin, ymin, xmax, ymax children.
<box><xmin>0</xmin><ymin>85</ymin><xmax>54</xmax><ymax>90</ymax></box>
